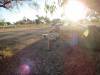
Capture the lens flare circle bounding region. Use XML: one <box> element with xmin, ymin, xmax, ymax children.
<box><xmin>19</xmin><ymin>64</ymin><xmax>30</xmax><ymax>75</ymax></box>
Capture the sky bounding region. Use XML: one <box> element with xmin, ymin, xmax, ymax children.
<box><xmin>0</xmin><ymin>0</ymin><xmax>90</xmax><ymax>23</ymax></box>
<box><xmin>0</xmin><ymin>0</ymin><xmax>62</xmax><ymax>23</ymax></box>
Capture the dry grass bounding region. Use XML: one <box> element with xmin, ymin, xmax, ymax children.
<box><xmin>0</xmin><ymin>47</ymin><xmax>14</xmax><ymax>58</ymax></box>
<box><xmin>0</xmin><ymin>24</ymin><xmax>48</xmax><ymax>32</ymax></box>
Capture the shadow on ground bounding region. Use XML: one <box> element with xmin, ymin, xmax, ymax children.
<box><xmin>0</xmin><ymin>35</ymin><xmax>96</xmax><ymax>75</ymax></box>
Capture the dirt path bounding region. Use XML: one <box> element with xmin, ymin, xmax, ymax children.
<box><xmin>64</xmin><ymin>46</ymin><xmax>95</xmax><ymax>75</ymax></box>
<box><xmin>61</xmin><ymin>31</ymin><xmax>95</xmax><ymax>75</ymax></box>
<box><xmin>0</xmin><ymin>37</ymin><xmax>95</xmax><ymax>75</ymax></box>
<box><xmin>0</xmin><ymin>28</ymin><xmax>96</xmax><ymax>75</ymax></box>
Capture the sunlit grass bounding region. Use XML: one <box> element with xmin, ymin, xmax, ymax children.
<box><xmin>0</xmin><ymin>47</ymin><xmax>14</xmax><ymax>58</ymax></box>
<box><xmin>0</xmin><ymin>24</ymin><xmax>49</xmax><ymax>32</ymax></box>
<box><xmin>16</xmin><ymin>24</ymin><xmax>49</xmax><ymax>28</ymax></box>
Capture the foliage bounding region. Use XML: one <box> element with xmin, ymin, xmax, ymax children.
<box><xmin>44</xmin><ymin>1</ymin><xmax>56</xmax><ymax>17</ymax></box>
<box><xmin>0</xmin><ymin>19</ymin><xmax>11</xmax><ymax>26</ymax></box>
<box><xmin>82</xmin><ymin>0</ymin><xmax>100</xmax><ymax>12</ymax></box>
<box><xmin>0</xmin><ymin>0</ymin><xmax>100</xmax><ymax>13</ymax></box>
<box><xmin>86</xmin><ymin>9</ymin><xmax>100</xmax><ymax>23</ymax></box>
<box><xmin>0</xmin><ymin>22</ymin><xmax>4</xmax><ymax>26</ymax></box>
<box><xmin>0</xmin><ymin>20</ymin><xmax>5</xmax><ymax>26</ymax></box>
<box><xmin>6</xmin><ymin>22</ymin><xmax>11</xmax><ymax>25</ymax></box>
<box><xmin>45</xmin><ymin>4</ymin><xmax>56</xmax><ymax>14</ymax></box>
<box><xmin>36</xmin><ymin>15</ymin><xmax>50</xmax><ymax>24</ymax></box>
<box><xmin>35</xmin><ymin>19</ymin><xmax>40</xmax><ymax>24</ymax></box>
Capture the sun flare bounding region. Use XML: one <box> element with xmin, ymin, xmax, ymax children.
<box><xmin>64</xmin><ymin>0</ymin><xmax>88</xmax><ymax>22</ymax></box>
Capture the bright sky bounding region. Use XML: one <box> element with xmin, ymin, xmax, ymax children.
<box><xmin>0</xmin><ymin>0</ymin><xmax>88</xmax><ymax>23</ymax></box>
<box><xmin>0</xmin><ymin>0</ymin><xmax>62</xmax><ymax>23</ymax></box>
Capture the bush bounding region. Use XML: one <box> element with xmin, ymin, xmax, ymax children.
<box><xmin>0</xmin><ymin>22</ymin><xmax>5</xmax><ymax>26</ymax></box>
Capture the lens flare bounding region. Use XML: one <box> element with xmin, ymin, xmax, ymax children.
<box><xmin>83</xmin><ymin>29</ymin><xmax>89</xmax><ymax>37</ymax></box>
<box><xmin>64</xmin><ymin>0</ymin><xmax>88</xmax><ymax>22</ymax></box>
<box><xmin>19</xmin><ymin>64</ymin><xmax>30</xmax><ymax>75</ymax></box>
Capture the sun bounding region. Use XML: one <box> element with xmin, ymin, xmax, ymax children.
<box><xmin>64</xmin><ymin>0</ymin><xmax>88</xmax><ymax>22</ymax></box>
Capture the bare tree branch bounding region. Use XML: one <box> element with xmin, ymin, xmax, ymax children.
<box><xmin>0</xmin><ymin>0</ymin><xmax>11</xmax><ymax>8</ymax></box>
<box><xmin>0</xmin><ymin>5</ymin><xmax>4</xmax><ymax>7</ymax></box>
<box><xmin>4</xmin><ymin>0</ymin><xmax>11</xmax><ymax>5</ymax></box>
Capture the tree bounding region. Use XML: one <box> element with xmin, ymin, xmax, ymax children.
<box><xmin>44</xmin><ymin>0</ymin><xmax>56</xmax><ymax>18</ymax></box>
<box><xmin>0</xmin><ymin>20</ymin><xmax>5</xmax><ymax>26</ymax></box>
<box><xmin>6</xmin><ymin>22</ymin><xmax>11</xmax><ymax>25</ymax></box>
<box><xmin>86</xmin><ymin>9</ymin><xmax>100</xmax><ymax>23</ymax></box>
<box><xmin>49</xmin><ymin>4</ymin><xmax>56</xmax><ymax>15</ymax></box>
<box><xmin>0</xmin><ymin>0</ymin><xmax>39</xmax><ymax>9</ymax></box>
<box><xmin>0</xmin><ymin>22</ymin><xmax>4</xmax><ymax>26</ymax></box>
<box><xmin>87</xmin><ymin>9</ymin><xmax>100</xmax><ymax>19</ymax></box>
<box><xmin>0</xmin><ymin>0</ymin><xmax>100</xmax><ymax>13</ymax></box>
<box><xmin>32</xmin><ymin>1</ymin><xmax>39</xmax><ymax>9</ymax></box>
<box><xmin>36</xmin><ymin>15</ymin><xmax>50</xmax><ymax>24</ymax></box>
<box><xmin>81</xmin><ymin>0</ymin><xmax>100</xmax><ymax>13</ymax></box>
<box><xmin>0</xmin><ymin>0</ymin><xmax>12</xmax><ymax>8</ymax></box>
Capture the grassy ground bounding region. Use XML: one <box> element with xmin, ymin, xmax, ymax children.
<box><xmin>0</xmin><ymin>26</ymin><xmax>47</xmax><ymax>59</ymax></box>
<box><xmin>0</xmin><ymin>24</ymin><xmax>49</xmax><ymax>32</ymax></box>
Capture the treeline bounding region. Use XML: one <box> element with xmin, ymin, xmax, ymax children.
<box><xmin>0</xmin><ymin>18</ymin><xmax>62</xmax><ymax>27</ymax></box>
<box><xmin>15</xmin><ymin>16</ymin><xmax>51</xmax><ymax>25</ymax></box>
<box><xmin>0</xmin><ymin>21</ymin><xmax>11</xmax><ymax>26</ymax></box>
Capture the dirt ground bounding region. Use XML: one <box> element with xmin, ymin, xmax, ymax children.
<box><xmin>0</xmin><ymin>36</ymin><xmax>96</xmax><ymax>75</ymax></box>
<box><xmin>0</xmin><ymin>27</ymin><xmax>99</xmax><ymax>75</ymax></box>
